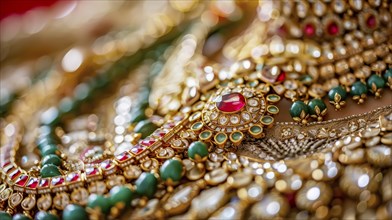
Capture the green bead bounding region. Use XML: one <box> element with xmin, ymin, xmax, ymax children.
<box><xmin>129</xmin><ymin>109</ymin><xmax>147</xmax><ymax>124</ymax></box>
<box><xmin>62</xmin><ymin>204</ymin><xmax>88</xmax><ymax>220</ymax></box>
<box><xmin>384</xmin><ymin>68</ymin><xmax>392</xmax><ymax>81</ymax></box>
<box><xmin>350</xmin><ymin>81</ymin><xmax>368</xmax><ymax>96</ymax></box>
<box><xmin>109</xmin><ymin>186</ymin><xmax>135</xmax><ymax>207</ymax></box>
<box><xmin>188</xmin><ymin>141</ymin><xmax>208</xmax><ymax>160</ymax></box>
<box><xmin>290</xmin><ymin>101</ymin><xmax>309</xmax><ymax>118</ymax></box>
<box><xmin>35</xmin><ymin>211</ymin><xmax>58</xmax><ymax>220</ymax></box>
<box><xmin>59</xmin><ymin>97</ymin><xmax>77</xmax><ymax>114</ymax></box>
<box><xmin>87</xmin><ymin>194</ymin><xmax>111</xmax><ymax>214</ymax></box>
<box><xmin>40</xmin><ymin>144</ymin><xmax>58</xmax><ymax>156</ymax></box>
<box><xmin>367</xmin><ymin>75</ymin><xmax>385</xmax><ymax>90</ymax></box>
<box><xmin>12</xmin><ymin>214</ymin><xmax>30</xmax><ymax>220</ymax></box>
<box><xmin>37</xmin><ymin>138</ymin><xmax>58</xmax><ymax>151</ymax></box>
<box><xmin>40</xmin><ymin>107</ymin><xmax>60</xmax><ymax>126</ymax></box>
<box><xmin>41</xmin><ymin>154</ymin><xmax>62</xmax><ymax>166</ymax></box>
<box><xmin>0</xmin><ymin>211</ymin><xmax>12</xmax><ymax>220</ymax></box>
<box><xmin>307</xmin><ymin>99</ymin><xmax>327</xmax><ymax>115</ymax></box>
<box><xmin>134</xmin><ymin>120</ymin><xmax>158</xmax><ymax>138</ymax></box>
<box><xmin>40</xmin><ymin>164</ymin><xmax>61</xmax><ymax>178</ymax></box>
<box><xmin>74</xmin><ymin>83</ymin><xmax>91</xmax><ymax>101</ymax></box>
<box><xmin>328</xmin><ymin>86</ymin><xmax>347</xmax><ymax>102</ymax></box>
<box><xmin>135</xmin><ymin>172</ymin><xmax>158</xmax><ymax>198</ymax></box>
<box><xmin>160</xmin><ymin>159</ymin><xmax>183</xmax><ymax>183</ymax></box>
<box><xmin>250</xmin><ymin>125</ymin><xmax>262</xmax><ymax>134</ymax></box>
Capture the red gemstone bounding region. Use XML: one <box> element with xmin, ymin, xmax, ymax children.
<box><xmin>163</xmin><ymin>122</ymin><xmax>175</xmax><ymax>129</ymax></box>
<box><xmin>153</xmin><ymin>129</ymin><xmax>166</xmax><ymax>138</ymax></box>
<box><xmin>2</xmin><ymin>161</ymin><xmax>10</xmax><ymax>168</ymax></box>
<box><xmin>66</xmin><ymin>173</ymin><xmax>80</xmax><ymax>182</ymax></box>
<box><xmin>116</xmin><ymin>152</ymin><xmax>131</xmax><ymax>162</ymax></box>
<box><xmin>277</xmin><ymin>24</ymin><xmax>287</xmax><ymax>36</ymax></box>
<box><xmin>277</xmin><ymin>71</ymin><xmax>286</xmax><ymax>82</ymax></box>
<box><xmin>141</xmin><ymin>138</ymin><xmax>156</xmax><ymax>147</ymax></box>
<box><xmin>39</xmin><ymin>178</ymin><xmax>50</xmax><ymax>188</ymax></box>
<box><xmin>304</xmin><ymin>23</ymin><xmax>315</xmax><ymax>37</ymax></box>
<box><xmin>366</xmin><ymin>15</ymin><xmax>377</xmax><ymax>28</ymax></box>
<box><xmin>285</xmin><ymin>192</ymin><xmax>297</xmax><ymax>208</ymax></box>
<box><xmin>9</xmin><ymin>169</ymin><xmax>21</xmax><ymax>180</ymax></box>
<box><xmin>100</xmin><ymin>160</ymin><xmax>113</xmax><ymax>170</ymax></box>
<box><xmin>85</xmin><ymin>167</ymin><xmax>99</xmax><ymax>176</ymax></box>
<box><xmin>51</xmin><ymin>177</ymin><xmax>65</xmax><ymax>186</ymax></box>
<box><xmin>4</xmin><ymin>164</ymin><xmax>14</xmax><ymax>173</ymax></box>
<box><xmin>215</xmin><ymin>93</ymin><xmax>246</xmax><ymax>113</ymax></box>
<box><xmin>15</xmin><ymin>175</ymin><xmax>29</xmax><ymax>186</ymax></box>
<box><xmin>130</xmin><ymin>145</ymin><xmax>145</xmax><ymax>155</ymax></box>
<box><xmin>327</xmin><ymin>22</ymin><xmax>339</xmax><ymax>35</ymax></box>
<box><xmin>26</xmin><ymin>178</ymin><xmax>39</xmax><ymax>189</ymax></box>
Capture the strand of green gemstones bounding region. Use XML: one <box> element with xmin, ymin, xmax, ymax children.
<box><xmin>289</xmin><ymin>68</ymin><xmax>392</xmax><ymax>123</ymax></box>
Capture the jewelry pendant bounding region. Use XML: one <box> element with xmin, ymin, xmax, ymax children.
<box><xmin>189</xmin><ymin>84</ymin><xmax>280</xmax><ymax>147</ymax></box>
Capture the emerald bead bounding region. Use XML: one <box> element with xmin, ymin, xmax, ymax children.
<box><xmin>267</xmin><ymin>105</ymin><xmax>279</xmax><ymax>114</ymax></box>
<box><xmin>188</xmin><ymin>141</ymin><xmax>208</xmax><ymax>160</ymax></box>
<box><xmin>160</xmin><ymin>159</ymin><xmax>183</xmax><ymax>183</ymax></box>
<box><xmin>109</xmin><ymin>186</ymin><xmax>135</xmax><ymax>207</ymax></box>
<box><xmin>40</xmin><ymin>164</ymin><xmax>61</xmax><ymax>178</ymax></box>
<box><xmin>74</xmin><ymin>83</ymin><xmax>91</xmax><ymax>101</ymax></box>
<box><xmin>215</xmin><ymin>133</ymin><xmax>227</xmax><ymax>143</ymax></box>
<box><xmin>12</xmin><ymin>214</ymin><xmax>30</xmax><ymax>220</ymax></box>
<box><xmin>62</xmin><ymin>204</ymin><xmax>88</xmax><ymax>220</ymax></box>
<box><xmin>328</xmin><ymin>86</ymin><xmax>347</xmax><ymax>101</ymax></box>
<box><xmin>129</xmin><ymin>109</ymin><xmax>147</xmax><ymax>124</ymax></box>
<box><xmin>199</xmin><ymin>131</ymin><xmax>212</xmax><ymax>140</ymax></box>
<box><xmin>135</xmin><ymin>172</ymin><xmax>158</xmax><ymax>198</ymax></box>
<box><xmin>384</xmin><ymin>68</ymin><xmax>392</xmax><ymax>81</ymax></box>
<box><xmin>261</xmin><ymin>115</ymin><xmax>274</xmax><ymax>125</ymax></box>
<box><xmin>308</xmin><ymin>99</ymin><xmax>326</xmax><ymax>115</ymax></box>
<box><xmin>290</xmin><ymin>101</ymin><xmax>309</xmax><ymax>118</ymax></box>
<box><xmin>367</xmin><ymin>75</ymin><xmax>385</xmax><ymax>90</ymax></box>
<box><xmin>0</xmin><ymin>211</ymin><xmax>11</xmax><ymax>220</ymax></box>
<box><xmin>35</xmin><ymin>211</ymin><xmax>58</xmax><ymax>220</ymax></box>
<box><xmin>350</xmin><ymin>81</ymin><xmax>368</xmax><ymax>96</ymax></box>
<box><xmin>41</xmin><ymin>154</ymin><xmax>62</xmax><ymax>166</ymax></box>
<box><xmin>250</xmin><ymin>125</ymin><xmax>262</xmax><ymax>134</ymax></box>
<box><xmin>40</xmin><ymin>107</ymin><xmax>60</xmax><ymax>126</ymax></box>
<box><xmin>266</xmin><ymin>94</ymin><xmax>281</xmax><ymax>102</ymax></box>
<box><xmin>40</xmin><ymin>144</ymin><xmax>58</xmax><ymax>156</ymax></box>
<box><xmin>191</xmin><ymin>122</ymin><xmax>203</xmax><ymax>131</ymax></box>
<box><xmin>87</xmin><ymin>194</ymin><xmax>111</xmax><ymax>214</ymax></box>
<box><xmin>300</xmin><ymin>75</ymin><xmax>313</xmax><ymax>85</ymax></box>
<box><xmin>37</xmin><ymin>138</ymin><xmax>58</xmax><ymax>151</ymax></box>
<box><xmin>230</xmin><ymin>132</ymin><xmax>243</xmax><ymax>142</ymax></box>
<box><xmin>59</xmin><ymin>97</ymin><xmax>77</xmax><ymax>114</ymax></box>
<box><xmin>134</xmin><ymin>120</ymin><xmax>158</xmax><ymax>139</ymax></box>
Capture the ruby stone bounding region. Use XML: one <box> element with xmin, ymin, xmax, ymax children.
<box><xmin>366</xmin><ymin>15</ymin><xmax>376</xmax><ymax>28</ymax></box>
<box><xmin>116</xmin><ymin>152</ymin><xmax>131</xmax><ymax>162</ymax></box>
<box><xmin>100</xmin><ymin>160</ymin><xmax>113</xmax><ymax>170</ymax></box>
<box><xmin>327</xmin><ymin>22</ymin><xmax>339</xmax><ymax>35</ymax></box>
<box><xmin>66</xmin><ymin>173</ymin><xmax>80</xmax><ymax>182</ymax></box>
<box><xmin>141</xmin><ymin>138</ymin><xmax>156</xmax><ymax>147</ymax></box>
<box><xmin>39</xmin><ymin>178</ymin><xmax>50</xmax><ymax>188</ymax></box>
<box><xmin>304</xmin><ymin>23</ymin><xmax>315</xmax><ymax>37</ymax></box>
<box><xmin>9</xmin><ymin>169</ymin><xmax>21</xmax><ymax>180</ymax></box>
<box><xmin>130</xmin><ymin>145</ymin><xmax>145</xmax><ymax>155</ymax></box>
<box><xmin>15</xmin><ymin>175</ymin><xmax>29</xmax><ymax>186</ymax></box>
<box><xmin>215</xmin><ymin>93</ymin><xmax>246</xmax><ymax>113</ymax></box>
<box><xmin>26</xmin><ymin>178</ymin><xmax>39</xmax><ymax>189</ymax></box>
<box><xmin>86</xmin><ymin>167</ymin><xmax>99</xmax><ymax>176</ymax></box>
<box><xmin>51</xmin><ymin>176</ymin><xmax>65</xmax><ymax>186</ymax></box>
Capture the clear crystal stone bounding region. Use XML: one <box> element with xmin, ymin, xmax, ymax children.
<box><xmin>230</xmin><ymin>116</ymin><xmax>240</xmax><ymax>124</ymax></box>
<box><xmin>219</xmin><ymin>116</ymin><xmax>228</xmax><ymax>125</ymax></box>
